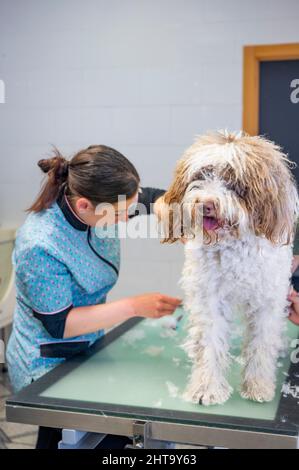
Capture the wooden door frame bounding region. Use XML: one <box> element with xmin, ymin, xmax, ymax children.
<box><xmin>243</xmin><ymin>43</ymin><xmax>299</xmax><ymax>135</ymax></box>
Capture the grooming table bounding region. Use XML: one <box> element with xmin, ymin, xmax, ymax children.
<box><xmin>6</xmin><ymin>307</ymin><xmax>299</xmax><ymax>449</ymax></box>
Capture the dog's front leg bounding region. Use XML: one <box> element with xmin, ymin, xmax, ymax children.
<box><xmin>182</xmin><ymin>298</ymin><xmax>233</xmax><ymax>406</ymax></box>
<box><xmin>241</xmin><ymin>300</ymin><xmax>288</xmax><ymax>403</ymax></box>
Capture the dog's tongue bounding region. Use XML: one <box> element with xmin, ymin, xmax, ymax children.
<box><xmin>203</xmin><ymin>216</ymin><xmax>219</xmax><ymax>231</ymax></box>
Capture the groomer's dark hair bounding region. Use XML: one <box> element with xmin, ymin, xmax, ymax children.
<box><xmin>27</xmin><ymin>145</ymin><xmax>140</xmax><ymax>212</ymax></box>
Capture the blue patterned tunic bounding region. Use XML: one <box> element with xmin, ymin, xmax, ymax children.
<box><xmin>6</xmin><ymin>189</ymin><xmax>120</xmax><ymax>392</ymax></box>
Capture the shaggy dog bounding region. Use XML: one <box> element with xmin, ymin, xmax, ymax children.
<box><xmin>160</xmin><ymin>130</ymin><xmax>299</xmax><ymax>405</ymax></box>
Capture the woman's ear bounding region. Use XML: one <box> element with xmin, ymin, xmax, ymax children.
<box><xmin>75</xmin><ymin>197</ymin><xmax>94</xmax><ymax>215</ymax></box>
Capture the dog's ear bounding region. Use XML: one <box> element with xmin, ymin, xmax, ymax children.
<box><xmin>160</xmin><ymin>159</ymin><xmax>190</xmax><ymax>243</ymax></box>
<box><xmin>163</xmin><ymin>159</ymin><xmax>189</xmax><ymax>205</ymax></box>
<box><xmin>241</xmin><ymin>136</ymin><xmax>299</xmax><ymax>245</ymax></box>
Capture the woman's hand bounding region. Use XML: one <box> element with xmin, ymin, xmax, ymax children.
<box><xmin>129</xmin><ymin>293</ymin><xmax>182</xmax><ymax>319</ymax></box>
<box><xmin>287</xmin><ymin>288</ymin><xmax>299</xmax><ymax>325</ymax></box>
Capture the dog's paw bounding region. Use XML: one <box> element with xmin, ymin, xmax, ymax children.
<box><xmin>183</xmin><ymin>381</ymin><xmax>233</xmax><ymax>406</ymax></box>
<box><xmin>240</xmin><ymin>379</ymin><xmax>275</xmax><ymax>403</ymax></box>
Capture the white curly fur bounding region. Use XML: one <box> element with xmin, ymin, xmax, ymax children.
<box><xmin>162</xmin><ymin>130</ymin><xmax>299</xmax><ymax>405</ymax></box>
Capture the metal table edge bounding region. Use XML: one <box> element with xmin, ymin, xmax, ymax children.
<box><xmin>6</xmin><ymin>403</ymin><xmax>299</xmax><ymax>449</ymax></box>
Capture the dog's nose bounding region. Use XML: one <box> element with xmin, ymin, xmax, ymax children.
<box><xmin>203</xmin><ymin>201</ymin><xmax>216</xmax><ymax>216</ymax></box>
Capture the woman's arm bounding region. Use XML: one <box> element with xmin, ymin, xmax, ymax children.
<box><xmin>129</xmin><ymin>187</ymin><xmax>165</xmax><ymax>218</ymax></box>
<box><xmin>64</xmin><ymin>188</ymin><xmax>182</xmax><ymax>338</ymax></box>
<box><xmin>63</xmin><ymin>292</ymin><xmax>181</xmax><ymax>338</ymax></box>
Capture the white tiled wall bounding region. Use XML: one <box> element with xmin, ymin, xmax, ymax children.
<box><xmin>0</xmin><ymin>0</ymin><xmax>298</xmax><ymax>299</ymax></box>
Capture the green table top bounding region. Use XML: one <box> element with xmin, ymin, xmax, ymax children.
<box><xmin>40</xmin><ymin>308</ymin><xmax>299</xmax><ymax>422</ymax></box>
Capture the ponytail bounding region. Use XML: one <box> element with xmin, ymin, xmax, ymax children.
<box><xmin>27</xmin><ymin>148</ymin><xmax>69</xmax><ymax>212</ymax></box>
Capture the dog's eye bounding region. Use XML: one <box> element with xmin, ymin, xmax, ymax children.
<box><xmin>225</xmin><ymin>181</ymin><xmax>247</xmax><ymax>199</ymax></box>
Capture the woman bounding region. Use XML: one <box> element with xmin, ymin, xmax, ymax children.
<box><xmin>6</xmin><ymin>145</ymin><xmax>181</xmax><ymax>449</ymax></box>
